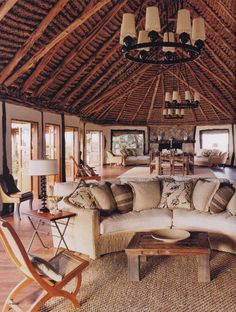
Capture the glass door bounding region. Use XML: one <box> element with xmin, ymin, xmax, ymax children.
<box><xmin>86</xmin><ymin>131</ymin><xmax>102</xmax><ymax>168</ymax></box>
<box><xmin>11</xmin><ymin>121</ymin><xmax>38</xmax><ymax>193</ymax></box>
<box><xmin>65</xmin><ymin>127</ymin><xmax>79</xmax><ymax>181</ymax></box>
<box><xmin>45</xmin><ymin>124</ymin><xmax>60</xmax><ymax>185</ymax></box>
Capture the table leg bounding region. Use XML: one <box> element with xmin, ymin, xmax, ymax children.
<box><xmin>27</xmin><ymin>217</ymin><xmax>49</xmax><ymax>252</ymax></box>
<box><xmin>197</xmin><ymin>255</ymin><xmax>211</xmax><ymax>282</ymax></box>
<box><xmin>53</xmin><ymin>218</ymin><xmax>70</xmax><ymax>255</ymax></box>
<box><xmin>127</xmin><ymin>255</ymin><xmax>140</xmax><ymax>282</ymax></box>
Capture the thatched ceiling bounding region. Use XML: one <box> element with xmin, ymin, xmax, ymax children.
<box><xmin>0</xmin><ymin>0</ymin><xmax>235</xmax><ymax>125</ymax></box>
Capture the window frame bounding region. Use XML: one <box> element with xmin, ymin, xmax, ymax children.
<box><xmin>199</xmin><ymin>129</ymin><xmax>230</xmax><ymax>152</ymax></box>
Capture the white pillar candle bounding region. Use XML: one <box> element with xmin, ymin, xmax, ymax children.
<box><xmin>163</xmin><ymin>108</ymin><xmax>167</xmax><ymax>115</ymax></box>
<box><xmin>167</xmin><ymin>108</ymin><xmax>173</xmax><ymax>115</ymax></box>
<box><xmin>192</xmin><ymin>17</ymin><xmax>205</xmax><ymax>41</ymax></box>
<box><xmin>162</xmin><ymin>32</ymin><xmax>175</xmax><ymax>52</ymax></box>
<box><xmin>176</xmin><ymin>9</ymin><xmax>191</xmax><ymax>35</ymax></box>
<box><xmin>194</xmin><ymin>91</ymin><xmax>200</xmax><ymax>102</ymax></box>
<box><xmin>138</xmin><ymin>30</ymin><xmax>150</xmax><ymax>51</ymax></box>
<box><xmin>165</xmin><ymin>92</ymin><xmax>172</xmax><ymax>102</ymax></box>
<box><xmin>177</xmin><ymin>94</ymin><xmax>181</xmax><ymax>103</ymax></box>
<box><xmin>172</xmin><ymin>91</ymin><xmax>179</xmax><ymax>101</ymax></box>
<box><xmin>120</xmin><ymin>13</ymin><xmax>136</xmax><ymax>44</ymax></box>
<box><xmin>145</xmin><ymin>6</ymin><xmax>161</xmax><ymax>32</ymax></box>
<box><xmin>180</xmin><ymin>108</ymin><xmax>185</xmax><ymax>115</ymax></box>
<box><xmin>175</xmin><ymin>108</ymin><xmax>180</xmax><ymax>115</ymax></box>
<box><xmin>185</xmin><ymin>90</ymin><xmax>191</xmax><ymax>101</ymax></box>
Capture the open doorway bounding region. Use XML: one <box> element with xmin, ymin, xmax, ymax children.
<box><xmin>11</xmin><ymin>120</ymin><xmax>38</xmax><ymax>193</ymax></box>
<box><xmin>85</xmin><ymin>131</ymin><xmax>103</xmax><ymax>168</ymax></box>
<box><xmin>65</xmin><ymin>127</ymin><xmax>79</xmax><ymax>181</ymax></box>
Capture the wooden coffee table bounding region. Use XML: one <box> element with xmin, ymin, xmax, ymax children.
<box><xmin>125</xmin><ymin>231</ymin><xmax>211</xmax><ymax>283</ymax></box>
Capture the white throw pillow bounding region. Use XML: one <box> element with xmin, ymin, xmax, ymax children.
<box><xmin>129</xmin><ymin>181</ymin><xmax>161</xmax><ymax>212</ymax></box>
<box><xmin>226</xmin><ymin>191</ymin><xmax>236</xmax><ymax>215</ymax></box>
<box><xmin>192</xmin><ymin>179</ymin><xmax>220</xmax><ymax>212</ymax></box>
<box><xmin>159</xmin><ymin>179</ymin><xmax>194</xmax><ymax>210</ymax></box>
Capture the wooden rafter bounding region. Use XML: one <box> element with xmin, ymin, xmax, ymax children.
<box><xmin>0</xmin><ymin>0</ymin><xmax>18</xmax><ymax>21</ymax></box>
<box><xmin>146</xmin><ymin>75</ymin><xmax>161</xmax><ymax>123</ymax></box>
<box><xmin>167</xmin><ymin>69</ymin><xmax>232</xmax><ymax>119</ymax></box>
<box><xmin>34</xmin><ymin>1</ymin><xmax>128</xmax><ymax>98</ymax></box>
<box><xmin>0</xmin><ymin>0</ymin><xmax>69</xmax><ymax>84</ymax></box>
<box><xmin>3</xmin><ymin>0</ymin><xmax>111</xmax><ymax>86</ymax></box>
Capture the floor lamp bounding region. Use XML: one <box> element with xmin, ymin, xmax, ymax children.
<box><xmin>28</xmin><ymin>159</ymin><xmax>58</xmax><ymax>213</ymax></box>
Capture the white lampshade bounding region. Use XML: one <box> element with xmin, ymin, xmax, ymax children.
<box><xmin>120</xmin><ymin>13</ymin><xmax>136</xmax><ymax>44</ymax></box>
<box><xmin>28</xmin><ymin>159</ymin><xmax>58</xmax><ymax>176</ymax></box>
<box><xmin>162</xmin><ymin>32</ymin><xmax>175</xmax><ymax>52</ymax></box>
<box><xmin>185</xmin><ymin>90</ymin><xmax>191</xmax><ymax>101</ymax></box>
<box><xmin>175</xmin><ymin>108</ymin><xmax>180</xmax><ymax>115</ymax></box>
<box><xmin>180</xmin><ymin>108</ymin><xmax>185</xmax><ymax>115</ymax></box>
<box><xmin>167</xmin><ymin>108</ymin><xmax>173</xmax><ymax>115</ymax></box>
<box><xmin>192</xmin><ymin>17</ymin><xmax>205</xmax><ymax>41</ymax></box>
<box><xmin>172</xmin><ymin>91</ymin><xmax>179</xmax><ymax>101</ymax></box>
<box><xmin>176</xmin><ymin>9</ymin><xmax>191</xmax><ymax>35</ymax></box>
<box><xmin>165</xmin><ymin>92</ymin><xmax>172</xmax><ymax>102</ymax></box>
<box><xmin>145</xmin><ymin>6</ymin><xmax>161</xmax><ymax>32</ymax></box>
<box><xmin>163</xmin><ymin>108</ymin><xmax>167</xmax><ymax>115</ymax></box>
<box><xmin>138</xmin><ymin>30</ymin><xmax>150</xmax><ymax>51</ymax></box>
<box><xmin>194</xmin><ymin>91</ymin><xmax>200</xmax><ymax>102</ymax></box>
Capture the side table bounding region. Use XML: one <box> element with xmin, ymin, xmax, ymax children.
<box><xmin>24</xmin><ymin>210</ymin><xmax>76</xmax><ymax>255</ymax></box>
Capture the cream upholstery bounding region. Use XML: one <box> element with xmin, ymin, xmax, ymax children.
<box><xmin>100</xmin><ymin>208</ymin><xmax>172</xmax><ymax>234</ymax></box>
<box><xmin>106</xmin><ymin>151</ymin><xmax>122</xmax><ymax>166</ymax></box>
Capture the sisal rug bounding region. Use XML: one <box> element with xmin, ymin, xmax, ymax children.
<box><xmin>118</xmin><ymin>166</ymin><xmax>216</xmax><ymax>180</ymax></box>
<box><xmin>41</xmin><ymin>251</ymin><xmax>236</xmax><ymax>312</ymax></box>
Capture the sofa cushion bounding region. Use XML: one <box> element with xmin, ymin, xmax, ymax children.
<box><xmin>192</xmin><ymin>179</ymin><xmax>220</xmax><ymax>212</ymax></box>
<box><xmin>173</xmin><ymin>209</ymin><xmax>236</xmax><ymax>236</ymax></box>
<box><xmin>159</xmin><ymin>179</ymin><xmax>194</xmax><ymax>210</ymax></box>
<box><xmin>90</xmin><ymin>183</ymin><xmax>117</xmax><ymax>215</ymax></box>
<box><xmin>226</xmin><ymin>191</ymin><xmax>236</xmax><ymax>215</ymax></box>
<box><xmin>135</xmin><ymin>148</ymin><xmax>144</xmax><ymax>156</ymax></box>
<box><xmin>209</xmin><ymin>185</ymin><xmax>235</xmax><ymax>214</ymax></box>
<box><xmin>68</xmin><ymin>186</ymin><xmax>97</xmax><ymax>210</ymax></box>
<box><xmin>129</xmin><ymin>180</ymin><xmax>161</xmax><ymax>212</ymax></box>
<box><xmin>100</xmin><ymin>208</ymin><xmax>172</xmax><ymax>234</ymax></box>
<box><xmin>111</xmin><ymin>184</ymin><xmax>133</xmax><ymax>214</ymax></box>
<box><xmin>54</xmin><ymin>181</ymin><xmax>79</xmax><ymax>197</ymax></box>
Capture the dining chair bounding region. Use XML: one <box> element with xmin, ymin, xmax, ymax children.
<box><xmin>0</xmin><ymin>219</ymin><xmax>89</xmax><ymax>312</ymax></box>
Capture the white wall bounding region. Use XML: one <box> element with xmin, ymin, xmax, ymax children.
<box><xmin>0</xmin><ymin>101</ymin><xmax>80</xmax><ymax>175</ymax></box>
<box><xmin>195</xmin><ymin>124</ymin><xmax>234</xmax><ymax>165</ymax></box>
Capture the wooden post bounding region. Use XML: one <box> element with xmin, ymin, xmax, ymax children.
<box><xmin>61</xmin><ymin>113</ymin><xmax>66</xmax><ymax>182</ymax></box>
<box><xmin>2</xmin><ymin>101</ymin><xmax>9</xmax><ymax>175</ymax></box>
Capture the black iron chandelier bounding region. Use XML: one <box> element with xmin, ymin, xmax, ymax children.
<box><xmin>120</xmin><ymin>2</ymin><xmax>206</xmax><ymax>65</ymax></box>
<box><xmin>162</xmin><ymin>62</ymin><xmax>200</xmax><ymax>119</ymax></box>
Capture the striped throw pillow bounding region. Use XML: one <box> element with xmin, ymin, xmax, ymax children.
<box><xmin>209</xmin><ymin>185</ymin><xmax>235</xmax><ymax>214</ymax></box>
<box><xmin>111</xmin><ymin>184</ymin><xmax>133</xmax><ymax>214</ymax></box>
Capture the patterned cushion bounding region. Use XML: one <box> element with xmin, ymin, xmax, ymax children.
<box><xmin>120</xmin><ymin>149</ymin><xmax>128</xmax><ymax>157</ymax></box>
<box><xmin>159</xmin><ymin>180</ymin><xmax>194</xmax><ymax>210</ymax></box>
<box><xmin>227</xmin><ymin>191</ymin><xmax>236</xmax><ymax>215</ymax></box>
<box><xmin>126</xmin><ymin>149</ymin><xmax>136</xmax><ymax>156</ymax></box>
<box><xmin>210</xmin><ymin>185</ymin><xmax>235</xmax><ymax>214</ymax></box>
<box><xmin>90</xmin><ymin>183</ymin><xmax>117</xmax><ymax>215</ymax></box>
<box><xmin>201</xmin><ymin>149</ymin><xmax>211</xmax><ymax>157</ymax></box>
<box><xmin>111</xmin><ymin>184</ymin><xmax>133</xmax><ymax>214</ymax></box>
<box><xmin>68</xmin><ymin>184</ymin><xmax>97</xmax><ymax>209</ymax></box>
<box><xmin>129</xmin><ymin>180</ymin><xmax>161</xmax><ymax>212</ymax></box>
<box><xmin>192</xmin><ymin>179</ymin><xmax>220</xmax><ymax>212</ymax></box>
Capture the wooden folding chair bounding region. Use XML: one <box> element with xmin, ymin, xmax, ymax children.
<box><xmin>0</xmin><ymin>219</ymin><xmax>89</xmax><ymax>311</ymax></box>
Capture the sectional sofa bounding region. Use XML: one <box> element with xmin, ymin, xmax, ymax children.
<box><xmin>53</xmin><ymin>177</ymin><xmax>236</xmax><ymax>259</ymax></box>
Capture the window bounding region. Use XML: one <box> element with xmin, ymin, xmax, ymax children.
<box><xmin>86</xmin><ymin>131</ymin><xmax>102</xmax><ymax>167</ymax></box>
<box><xmin>65</xmin><ymin>127</ymin><xmax>79</xmax><ymax>181</ymax></box>
<box><xmin>111</xmin><ymin>130</ymin><xmax>145</xmax><ymax>155</ymax></box>
<box><xmin>200</xmin><ymin>129</ymin><xmax>229</xmax><ymax>152</ymax></box>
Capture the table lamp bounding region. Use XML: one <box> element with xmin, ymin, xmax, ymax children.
<box><xmin>28</xmin><ymin>159</ymin><xmax>58</xmax><ymax>213</ymax></box>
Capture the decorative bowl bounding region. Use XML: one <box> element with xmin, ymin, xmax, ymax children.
<box><xmin>151</xmin><ymin>229</ymin><xmax>190</xmax><ymax>243</ymax></box>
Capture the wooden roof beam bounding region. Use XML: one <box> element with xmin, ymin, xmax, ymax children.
<box><xmin>0</xmin><ymin>0</ymin><xmax>18</xmax><ymax>21</ymax></box>
<box><xmin>34</xmin><ymin>1</ymin><xmax>128</xmax><ymax>97</ymax></box>
<box><xmin>0</xmin><ymin>0</ymin><xmax>69</xmax><ymax>84</ymax></box>
<box><xmin>146</xmin><ymin>76</ymin><xmax>161</xmax><ymax>123</ymax></box>
<box><xmin>3</xmin><ymin>0</ymin><xmax>111</xmax><ymax>86</ymax></box>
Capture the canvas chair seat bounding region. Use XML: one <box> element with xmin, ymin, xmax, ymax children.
<box><xmin>0</xmin><ymin>219</ymin><xmax>89</xmax><ymax>311</ymax></box>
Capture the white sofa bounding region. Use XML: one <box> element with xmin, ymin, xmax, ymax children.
<box><xmin>53</xmin><ymin>178</ymin><xmax>236</xmax><ymax>259</ymax></box>
<box><xmin>120</xmin><ymin>147</ymin><xmax>150</xmax><ymax>166</ymax></box>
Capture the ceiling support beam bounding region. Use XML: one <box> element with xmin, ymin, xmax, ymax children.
<box><xmin>0</xmin><ymin>0</ymin><xmax>18</xmax><ymax>21</ymax></box>
<box><xmin>146</xmin><ymin>76</ymin><xmax>161</xmax><ymax>123</ymax></box>
<box><xmin>0</xmin><ymin>0</ymin><xmax>69</xmax><ymax>84</ymax></box>
<box><xmin>3</xmin><ymin>0</ymin><xmax>111</xmax><ymax>86</ymax></box>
